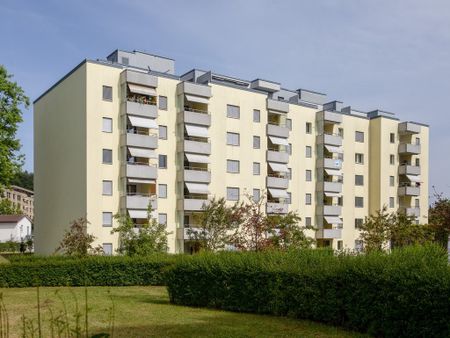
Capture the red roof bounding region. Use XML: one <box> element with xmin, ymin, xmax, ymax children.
<box><xmin>0</xmin><ymin>215</ymin><xmax>29</xmax><ymax>223</ymax></box>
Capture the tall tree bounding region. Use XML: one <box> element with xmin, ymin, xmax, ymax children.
<box><xmin>55</xmin><ymin>218</ymin><xmax>102</xmax><ymax>256</ymax></box>
<box><xmin>358</xmin><ymin>207</ymin><xmax>392</xmax><ymax>253</ymax></box>
<box><xmin>11</xmin><ymin>170</ymin><xmax>33</xmax><ymax>190</ymax></box>
<box><xmin>0</xmin><ymin>198</ymin><xmax>21</xmax><ymax>215</ymax></box>
<box><xmin>429</xmin><ymin>189</ymin><xmax>450</xmax><ymax>249</ymax></box>
<box><xmin>0</xmin><ymin>65</ymin><xmax>29</xmax><ymax>190</ymax></box>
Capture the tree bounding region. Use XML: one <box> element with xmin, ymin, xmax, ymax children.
<box><xmin>389</xmin><ymin>212</ymin><xmax>433</xmax><ymax>248</ymax></box>
<box><xmin>112</xmin><ymin>205</ymin><xmax>171</xmax><ymax>256</ymax></box>
<box><xmin>0</xmin><ymin>65</ymin><xmax>29</xmax><ymax>190</ymax></box>
<box><xmin>358</xmin><ymin>207</ymin><xmax>392</xmax><ymax>253</ymax></box>
<box><xmin>188</xmin><ymin>197</ymin><xmax>243</xmax><ymax>251</ymax></box>
<box><xmin>267</xmin><ymin>212</ymin><xmax>315</xmax><ymax>250</ymax></box>
<box><xmin>11</xmin><ymin>170</ymin><xmax>33</xmax><ymax>190</ymax></box>
<box><xmin>0</xmin><ymin>198</ymin><xmax>21</xmax><ymax>214</ymax></box>
<box><xmin>429</xmin><ymin>189</ymin><xmax>450</xmax><ymax>249</ymax></box>
<box><xmin>55</xmin><ymin>218</ymin><xmax>102</xmax><ymax>256</ymax></box>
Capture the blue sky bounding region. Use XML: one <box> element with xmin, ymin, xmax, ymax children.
<box><xmin>1</xmin><ymin>0</ymin><xmax>450</xmax><ymax>196</ymax></box>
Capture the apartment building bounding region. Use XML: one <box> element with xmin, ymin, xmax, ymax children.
<box><xmin>33</xmin><ymin>49</ymin><xmax>429</xmax><ymax>254</ymax></box>
<box><xmin>0</xmin><ymin>185</ymin><xmax>34</xmax><ymax>219</ymax></box>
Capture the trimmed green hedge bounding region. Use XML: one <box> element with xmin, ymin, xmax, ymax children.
<box><xmin>166</xmin><ymin>246</ymin><xmax>450</xmax><ymax>338</ymax></box>
<box><xmin>0</xmin><ymin>254</ymin><xmax>178</xmax><ymax>287</ymax></box>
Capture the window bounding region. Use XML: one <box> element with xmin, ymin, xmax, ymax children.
<box><xmin>253</xmin><ymin>162</ymin><xmax>260</xmax><ymax>175</ymax></box>
<box><xmin>306</xmin><ymin>122</ymin><xmax>312</xmax><ymax>134</ymax></box>
<box><xmin>306</xmin><ymin>146</ymin><xmax>312</xmax><ymax>158</ymax></box>
<box><xmin>415</xmin><ymin>158</ymin><xmax>420</xmax><ymax>166</ymax></box>
<box><xmin>102</xmin><ymin>180</ymin><xmax>112</xmax><ymax>196</ymax></box>
<box><xmin>102</xmin><ymin>149</ymin><xmax>112</xmax><ymax>164</ymax></box>
<box><xmin>253</xmin><ymin>189</ymin><xmax>260</xmax><ymax>202</ymax></box>
<box><xmin>103</xmin><ymin>243</ymin><xmax>113</xmax><ymax>255</ymax></box>
<box><xmin>102</xmin><ymin>86</ymin><xmax>112</xmax><ymax>101</ymax></box>
<box><xmin>102</xmin><ymin>212</ymin><xmax>113</xmax><ymax>227</ymax></box>
<box><xmin>287</xmin><ymin>143</ymin><xmax>292</xmax><ymax>155</ymax></box>
<box><xmin>338</xmin><ymin>128</ymin><xmax>344</xmax><ymax>138</ymax></box>
<box><xmin>102</xmin><ymin>117</ymin><xmax>112</xmax><ymax>133</ymax></box>
<box><xmin>227</xmin><ymin>187</ymin><xmax>240</xmax><ymax>201</ymax></box>
<box><xmin>355</xmin><ymin>153</ymin><xmax>364</xmax><ymax>164</ymax></box>
<box><xmin>355</xmin><ymin>175</ymin><xmax>364</xmax><ymax>186</ymax></box>
<box><xmin>415</xmin><ymin>198</ymin><xmax>420</xmax><ymax>208</ymax></box>
<box><xmin>158</xmin><ymin>184</ymin><xmax>167</xmax><ymax>198</ymax></box>
<box><xmin>305</xmin><ymin>193</ymin><xmax>312</xmax><ymax>205</ymax></box>
<box><xmin>355</xmin><ymin>131</ymin><xmax>364</xmax><ymax>142</ymax></box>
<box><xmin>253</xmin><ymin>109</ymin><xmax>260</xmax><ymax>122</ymax></box>
<box><xmin>415</xmin><ymin>137</ymin><xmax>420</xmax><ymax>145</ymax></box>
<box><xmin>305</xmin><ymin>170</ymin><xmax>312</xmax><ymax>182</ymax></box>
<box><xmin>253</xmin><ymin>136</ymin><xmax>260</xmax><ymax>149</ymax></box>
<box><xmin>355</xmin><ymin>218</ymin><xmax>364</xmax><ymax>229</ymax></box>
<box><xmin>337</xmin><ymin>241</ymin><xmax>343</xmax><ymax>250</ymax></box>
<box><xmin>159</xmin><ymin>154</ymin><xmax>167</xmax><ymax>168</ymax></box>
<box><xmin>286</xmin><ymin>118</ymin><xmax>292</xmax><ymax>130</ymax></box>
<box><xmin>158</xmin><ymin>213</ymin><xmax>167</xmax><ymax>225</ymax></box>
<box><xmin>389</xmin><ymin>197</ymin><xmax>395</xmax><ymax>208</ymax></box>
<box><xmin>390</xmin><ymin>154</ymin><xmax>395</xmax><ymax>165</ymax></box>
<box><xmin>390</xmin><ymin>176</ymin><xmax>395</xmax><ymax>187</ymax></box>
<box><xmin>227</xmin><ymin>105</ymin><xmax>240</xmax><ymax>119</ymax></box>
<box><xmin>121</xmin><ymin>57</ymin><xmax>129</xmax><ymax>65</ymax></box>
<box><xmin>288</xmin><ymin>168</ymin><xmax>292</xmax><ymax>180</ymax></box>
<box><xmin>159</xmin><ymin>96</ymin><xmax>167</xmax><ymax>110</ymax></box>
<box><xmin>355</xmin><ymin>197</ymin><xmax>364</xmax><ymax>208</ymax></box>
<box><xmin>390</xmin><ymin>133</ymin><xmax>395</xmax><ymax>143</ymax></box>
<box><xmin>227</xmin><ymin>160</ymin><xmax>240</xmax><ymax>173</ymax></box>
<box><xmin>287</xmin><ymin>192</ymin><xmax>292</xmax><ymax>204</ymax></box>
<box><xmin>305</xmin><ymin>217</ymin><xmax>312</xmax><ymax>226</ymax></box>
<box><xmin>159</xmin><ymin>125</ymin><xmax>167</xmax><ymax>139</ymax></box>
<box><xmin>355</xmin><ymin>240</ymin><xmax>364</xmax><ymax>252</ymax></box>
<box><xmin>226</xmin><ymin>132</ymin><xmax>240</xmax><ymax>146</ymax></box>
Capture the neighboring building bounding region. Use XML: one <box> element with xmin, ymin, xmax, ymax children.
<box><xmin>0</xmin><ymin>215</ymin><xmax>32</xmax><ymax>242</ymax></box>
<box><xmin>33</xmin><ymin>49</ymin><xmax>429</xmax><ymax>254</ymax></box>
<box><xmin>0</xmin><ymin>185</ymin><xmax>34</xmax><ymax>219</ymax></box>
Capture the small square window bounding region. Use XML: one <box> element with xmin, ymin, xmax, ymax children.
<box><xmin>306</xmin><ymin>146</ymin><xmax>312</xmax><ymax>158</ymax></box>
<box><xmin>103</xmin><ymin>243</ymin><xmax>113</xmax><ymax>255</ymax></box>
<box><xmin>389</xmin><ymin>176</ymin><xmax>395</xmax><ymax>187</ymax></box>
<box><xmin>355</xmin><ymin>131</ymin><xmax>364</xmax><ymax>142</ymax></box>
<box><xmin>253</xmin><ymin>109</ymin><xmax>260</xmax><ymax>122</ymax></box>
<box><xmin>227</xmin><ymin>187</ymin><xmax>239</xmax><ymax>201</ymax></box>
<box><xmin>305</xmin><ymin>193</ymin><xmax>312</xmax><ymax>205</ymax></box>
<box><xmin>389</xmin><ymin>197</ymin><xmax>395</xmax><ymax>208</ymax></box>
<box><xmin>159</xmin><ymin>125</ymin><xmax>167</xmax><ymax>139</ymax></box>
<box><xmin>158</xmin><ymin>213</ymin><xmax>167</xmax><ymax>225</ymax></box>
<box><xmin>227</xmin><ymin>105</ymin><xmax>240</xmax><ymax>119</ymax></box>
<box><xmin>227</xmin><ymin>160</ymin><xmax>240</xmax><ymax>173</ymax></box>
<box><xmin>102</xmin><ymin>117</ymin><xmax>112</xmax><ymax>133</ymax></box>
<box><xmin>102</xmin><ymin>86</ymin><xmax>112</xmax><ymax>101</ymax></box>
<box><xmin>286</xmin><ymin>118</ymin><xmax>292</xmax><ymax>131</ymax></box>
<box><xmin>355</xmin><ymin>197</ymin><xmax>364</xmax><ymax>208</ymax></box>
<box><xmin>415</xmin><ymin>198</ymin><xmax>420</xmax><ymax>208</ymax></box>
<box><xmin>306</xmin><ymin>122</ymin><xmax>312</xmax><ymax>134</ymax></box>
<box><xmin>288</xmin><ymin>168</ymin><xmax>292</xmax><ymax>180</ymax></box>
<box><xmin>102</xmin><ymin>180</ymin><xmax>112</xmax><ymax>196</ymax></box>
<box><xmin>287</xmin><ymin>192</ymin><xmax>292</xmax><ymax>204</ymax></box>
<box><xmin>158</xmin><ymin>184</ymin><xmax>167</xmax><ymax>198</ymax></box>
<box><xmin>390</xmin><ymin>133</ymin><xmax>395</xmax><ymax>143</ymax></box>
<box><xmin>355</xmin><ymin>175</ymin><xmax>364</xmax><ymax>186</ymax></box>
<box><xmin>227</xmin><ymin>132</ymin><xmax>240</xmax><ymax>146</ymax></box>
<box><xmin>159</xmin><ymin>96</ymin><xmax>168</xmax><ymax>110</ymax></box>
<box><xmin>159</xmin><ymin>155</ymin><xmax>167</xmax><ymax>168</ymax></box>
<box><xmin>390</xmin><ymin>154</ymin><xmax>395</xmax><ymax>165</ymax></box>
<box><xmin>355</xmin><ymin>218</ymin><xmax>364</xmax><ymax>229</ymax></box>
<box><xmin>102</xmin><ymin>149</ymin><xmax>112</xmax><ymax>164</ymax></box>
<box><xmin>355</xmin><ymin>153</ymin><xmax>364</xmax><ymax>164</ymax></box>
<box><xmin>253</xmin><ymin>162</ymin><xmax>260</xmax><ymax>175</ymax></box>
<box><xmin>305</xmin><ymin>217</ymin><xmax>312</xmax><ymax>226</ymax></box>
<box><xmin>253</xmin><ymin>189</ymin><xmax>260</xmax><ymax>202</ymax></box>
<box><xmin>415</xmin><ymin>137</ymin><xmax>420</xmax><ymax>145</ymax></box>
<box><xmin>102</xmin><ymin>212</ymin><xmax>113</xmax><ymax>227</ymax></box>
<box><xmin>337</xmin><ymin>240</ymin><xmax>343</xmax><ymax>250</ymax></box>
<box><xmin>305</xmin><ymin>170</ymin><xmax>312</xmax><ymax>182</ymax></box>
<box><xmin>287</xmin><ymin>143</ymin><xmax>292</xmax><ymax>155</ymax></box>
<box><xmin>253</xmin><ymin>136</ymin><xmax>260</xmax><ymax>149</ymax></box>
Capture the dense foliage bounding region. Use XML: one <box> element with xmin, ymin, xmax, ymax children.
<box><xmin>0</xmin><ymin>254</ymin><xmax>176</xmax><ymax>287</ymax></box>
<box><xmin>0</xmin><ymin>198</ymin><xmax>21</xmax><ymax>215</ymax></box>
<box><xmin>166</xmin><ymin>245</ymin><xmax>450</xmax><ymax>338</ymax></box>
<box><xmin>11</xmin><ymin>170</ymin><xmax>33</xmax><ymax>190</ymax></box>
<box><xmin>429</xmin><ymin>190</ymin><xmax>450</xmax><ymax>248</ymax></box>
<box><xmin>55</xmin><ymin>218</ymin><xmax>102</xmax><ymax>256</ymax></box>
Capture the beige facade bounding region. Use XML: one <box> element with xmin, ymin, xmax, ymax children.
<box><xmin>0</xmin><ymin>185</ymin><xmax>34</xmax><ymax>219</ymax></box>
<box><xmin>34</xmin><ymin>50</ymin><xmax>429</xmax><ymax>254</ymax></box>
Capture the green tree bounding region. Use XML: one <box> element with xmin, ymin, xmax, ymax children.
<box><xmin>55</xmin><ymin>218</ymin><xmax>102</xmax><ymax>256</ymax></box>
<box><xmin>188</xmin><ymin>197</ymin><xmax>243</xmax><ymax>251</ymax></box>
<box><xmin>358</xmin><ymin>207</ymin><xmax>392</xmax><ymax>253</ymax></box>
<box><xmin>0</xmin><ymin>65</ymin><xmax>29</xmax><ymax>190</ymax></box>
<box><xmin>389</xmin><ymin>212</ymin><xmax>433</xmax><ymax>248</ymax></box>
<box><xmin>0</xmin><ymin>198</ymin><xmax>21</xmax><ymax>214</ymax></box>
<box><xmin>112</xmin><ymin>205</ymin><xmax>171</xmax><ymax>256</ymax></box>
<box><xmin>267</xmin><ymin>212</ymin><xmax>315</xmax><ymax>250</ymax></box>
<box><xmin>429</xmin><ymin>189</ymin><xmax>450</xmax><ymax>249</ymax></box>
<box><xmin>11</xmin><ymin>170</ymin><xmax>33</xmax><ymax>190</ymax></box>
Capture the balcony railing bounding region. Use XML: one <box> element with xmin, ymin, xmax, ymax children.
<box><xmin>127</xmin><ymin>95</ymin><xmax>156</xmax><ymax>106</ymax></box>
<box><xmin>268</xmin><ymin>121</ymin><xmax>288</xmax><ymax>128</ymax></box>
<box><xmin>184</xmin><ymin>106</ymin><xmax>209</xmax><ymax>115</ymax></box>
<box><xmin>184</xmin><ymin>194</ymin><xmax>209</xmax><ymax>199</ymax></box>
<box><xmin>184</xmin><ymin>135</ymin><xmax>210</xmax><ymax>143</ymax></box>
<box><xmin>127</xmin><ymin>128</ymin><xmax>158</xmax><ymax>137</ymax></box>
<box><xmin>267</xmin><ymin>146</ymin><xmax>288</xmax><ymax>153</ymax></box>
<box><xmin>184</xmin><ymin>165</ymin><xmax>210</xmax><ymax>172</ymax></box>
<box><xmin>127</xmin><ymin>161</ymin><xmax>157</xmax><ymax>167</ymax></box>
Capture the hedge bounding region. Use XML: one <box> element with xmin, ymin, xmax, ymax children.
<box><xmin>0</xmin><ymin>254</ymin><xmax>178</xmax><ymax>287</ymax></box>
<box><xmin>166</xmin><ymin>246</ymin><xmax>450</xmax><ymax>338</ymax></box>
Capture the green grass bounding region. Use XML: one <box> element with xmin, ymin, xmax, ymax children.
<box><xmin>0</xmin><ymin>286</ymin><xmax>367</xmax><ymax>337</ymax></box>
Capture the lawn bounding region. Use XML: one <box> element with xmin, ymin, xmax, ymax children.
<box><xmin>0</xmin><ymin>286</ymin><xmax>367</xmax><ymax>338</ymax></box>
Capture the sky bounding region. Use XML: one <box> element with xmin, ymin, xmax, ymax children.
<box><xmin>1</xmin><ymin>0</ymin><xmax>450</xmax><ymax>197</ymax></box>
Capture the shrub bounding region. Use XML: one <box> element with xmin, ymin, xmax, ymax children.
<box><xmin>0</xmin><ymin>254</ymin><xmax>178</xmax><ymax>287</ymax></box>
<box><xmin>166</xmin><ymin>245</ymin><xmax>450</xmax><ymax>338</ymax></box>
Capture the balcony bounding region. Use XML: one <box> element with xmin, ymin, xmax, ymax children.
<box><xmin>398</xmin><ymin>186</ymin><xmax>420</xmax><ymax>196</ymax></box>
<box><xmin>267</xmin><ymin>98</ymin><xmax>289</xmax><ymax>113</ymax></box>
<box><xmin>318</xmin><ymin>205</ymin><xmax>342</xmax><ymax>216</ymax></box>
<box><xmin>398</xmin><ymin>122</ymin><xmax>421</xmax><ymax>134</ymax></box>
<box><xmin>317</xmin><ymin>133</ymin><xmax>342</xmax><ymax>147</ymax></box>
<box><xmin>125</xmin><ymin>132</ymin><xmax>158</xmax><ymax>149</ymax></box>
<box><xmin>323</xmin><ymin>111</ymin><xmax>342</xmax><ymax>124</ymax></box>
<box><xmin>399</xmin><ymin>143</ymin><xmax>421</xmax><ymax>155</ymax></box>
<box><xmin>183</xmin><ymin>138</ymin><xmax>211</xmax><ymax>155</ymax></box>
<box><xmin>267</xmin><ymin>123</ymin><xmax>289</xmax><ymax>138</ymax></box>
<box><xmin>316</xmin><ymin>228</ymin><xmax>342</xmax><ymax>239</ymax></box>
<box><xmin>267</xmin><ymin>150</ymin><xmax>289</xmax><ymax>164</ymax></box>
<box><xmin>126</xmin><ymin>101</ymin><xmax>158</xmax><ymax>118</ymax></box>
<box><xmin>122</xmin><ymin>194</ymin><xmax>157</xmax><ymax>210</ymax></box>
<box><xmin>400</xmin><ymin>207</ymin><xmax>420</xmax><ymax>217</ymax></box>
<box><xmin>178</xmin><ymin>198</ymin><xmax>209</xmax><ymax>211</ymax></box>
<box><xmin>121</xmin><ymin>70</ymin><xmax>158</xmax><ymax>88</ymax></box>
<box><xmin>266</xmin><ymin>202</ymin><xmax>289</xmax><ymax>214</ymax></box>
<box><xmin>125</xmin><ymin>163</ymin><xmax>157</xmax><ymax>180</ymax></box>
<box><xmin>184</xmin><ymin>168</ymin><xmax>211</xmax><ymax>183</ymax></box>
<box><xmin>399</xmin><ymin>165</ymin><xmax>420</xmax><ymax>176</ymax></box>
<box><xmin>323</xmin><ymin>181</ymin><xmax>342</xmax><ymax>193</ymax></box>
<box><xmin>182</xmin><ymin>108</ymin><xmax>211</xmax><ymax>126</ymax></box>
<box><xmin>177</xmin><ymin>82</ymin><xmax>212</xmax><ymax>98</ymax></box>
<box><xmin>322</xmin><ymin>158</ymin><xmax>343</xmax><ymax>170</ymax></box>
<box><xmin>266</xmin><ymin>176</ymin><xmax>289</xmax><ymax>189</ymax></box>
